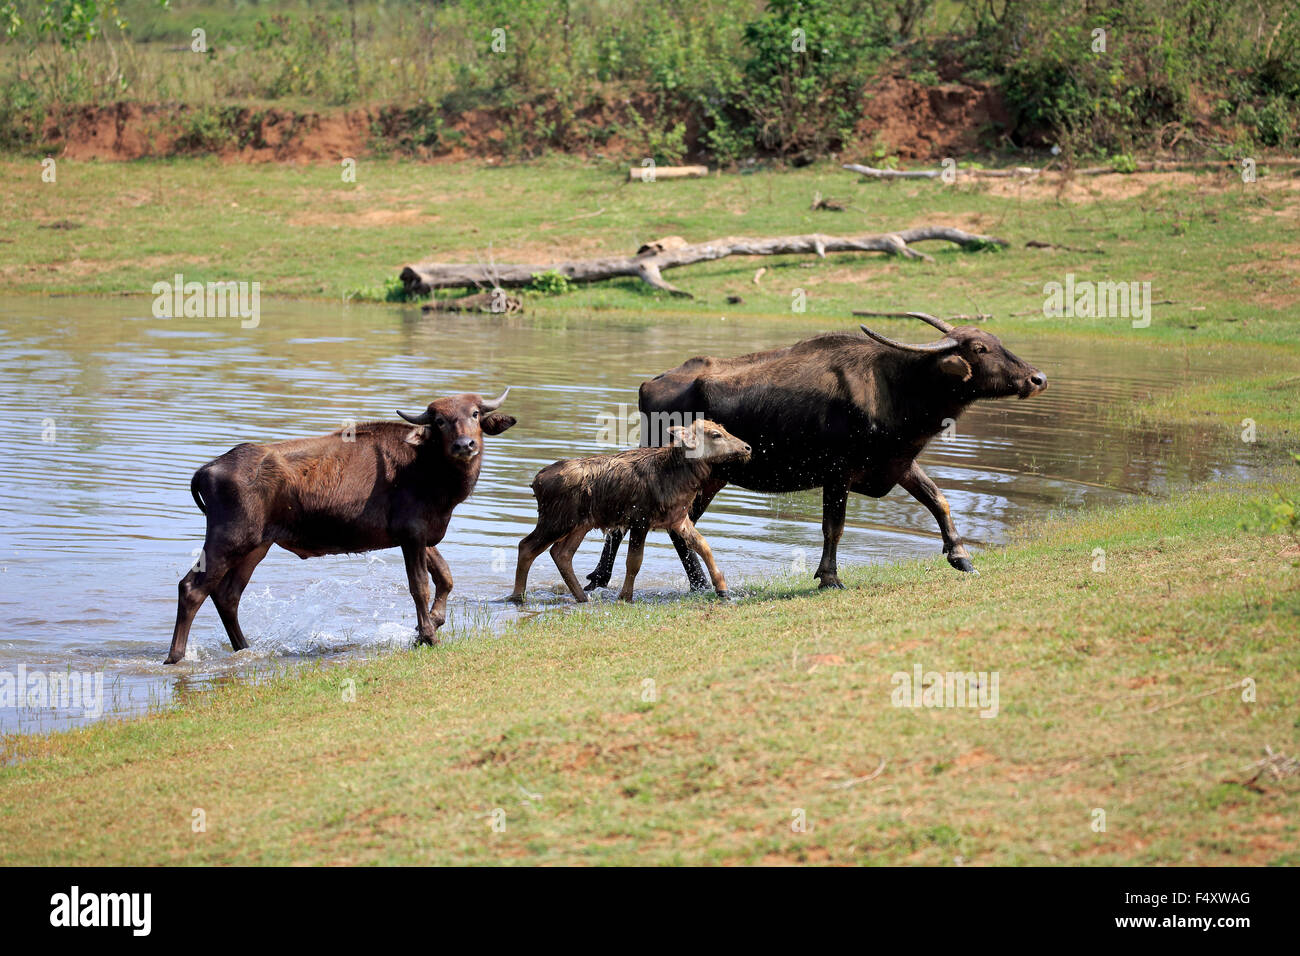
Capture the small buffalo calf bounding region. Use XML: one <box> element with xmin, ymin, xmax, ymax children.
<box><xmin>509</xmin><ymin>418</ymin><xmax>751</xmax><ymax>604</ymax></box>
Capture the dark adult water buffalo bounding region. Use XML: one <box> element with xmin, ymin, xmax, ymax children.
<box><xmin>586</xmin><ymin>314</ymin><xmax>1046</xmax><ymax>592</ymax></box>
<box><xmin>164</xmin><ymin>390</ymin><xmax>515</xmax><ymax>664</ymax></box>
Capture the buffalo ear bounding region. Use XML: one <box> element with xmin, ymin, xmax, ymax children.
<box><xmin>938</xmin><ymin>354</ymin><xmax>973</xmax><ymax>382</ymax></box>
<box><xmin>404</xmin><ymin>426</ymin><xmax>432</xmax><ymax>446</ymax></box>
<box><xmin>667</xmin><ymin>425</ymin><xmax>698</xmax><ymax>449</ymax></box>
<box><xmin>481</xmin><ymin>412</ymin><xmax>517</xmax><ymax>435</ymax></box>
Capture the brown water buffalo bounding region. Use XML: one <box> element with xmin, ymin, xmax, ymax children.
<box><xmin>164</xmin><ymin>390</ymin><xmax>515</xmax><ymax>664</ymax></box>
<box><xmin>586</xmin><ymin>314</ymin><xmax>1047</xmax><ymax>591</ymax></box>
<box><xmin>508</xmin><ymin>418</ymin><xmax>751</xmax><ymax>604</ymax></box>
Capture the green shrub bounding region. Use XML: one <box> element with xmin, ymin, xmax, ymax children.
<box><xmin>526</xmin><ymin>270</ymin><xmax>572</xmax><ymax>296</ymax></box>
<box><xmin>738</xmin><ymin>0</ymin><xmax>890</xmax><ymax>156</ymax></box>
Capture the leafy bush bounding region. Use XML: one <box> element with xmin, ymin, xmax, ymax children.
<box><xmin>738</xmin><ymin>0</ymin><xmax>890</xmax><ymax>156</ymax></box>
<box><xmin>526</xmin><ymin>270</ymin><xmax>572</xmax><ymax>296</ymax></box>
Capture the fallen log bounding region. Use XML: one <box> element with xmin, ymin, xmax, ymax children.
<box><xmin>400</xmin><ymin>226</ymin><xmax>1007</xmax><ymax>299</ymax></box>
<box><xmin>844</xmin><ymin>157</ymin><xmax>1300</xmax><ymax>182</ymax></box>
<box><xmin>842</xmin><ymin>163</ymin><xmax>1039</xmax><ymax>180</ymax></box>
<box><xmin>628</xmin><ymin>164</ymin><xmax>708</xmax><ymax>182</ymax></box>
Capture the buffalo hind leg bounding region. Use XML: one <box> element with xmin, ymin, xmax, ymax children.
<box><xmin>617</xmin><ymin>525</ymin><xmax>649</xmax><ymax>602</ymax></box>
<box><xmin>165</xmin><ymin>548</ymin><xmax>237</xmax><ymax>664</ymax></box>
<box><xmin>401</xmin><ymin>543</ymin><xmax>438</xmax><ymax>646</ymax></box>
<box><xmin>668</xmin><ymin>477</ymin><xmax>727</xmax><ymax>592</ymax></box>
<box><xmin>674</xmin><ymin>519</ymin><xmax>731</xmax><ymax>599</ymax></box>
<box><xmin>210</xmin><ymin>543</ymin><xmax>271</xmax><ymax>652</ymax></box>
<box><xmin>551</xmin><ymin>527</ymin><xmax>591</xmax><ymax>603</ymax></box>
<box><xmin>814</xmin><ymin>482</ymin><xmax>849</xmax><ymax>589</ymax></box>
<box><xmin>584</xmin><ymin>529</ymin><xmax>624</xmax><ymax>591</ymax></box>
<box><xmin>896</xmin><ymin>462</ymin><xmax>976</xmax><ymax>574</ymax></box>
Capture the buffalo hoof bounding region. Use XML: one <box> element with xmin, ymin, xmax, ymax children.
<box><xmin>715</xmin><ymin>590</ymin><xmax>731</xmax><ymax>602</ymax></box>
<box><xmin>583</xmin><ymin>577</ymin><xmax>609</xmax><ymax>592</ymax></box>
<box><xmin>949</xmin><ymin>556</ymin><xmax>980</xmax><ymax>575</ymax></box>
<box><xmin>163</xmin><ymin>653</ymin><xmax>182</xmax><ymax>666</ymax></box>
<box><xmin>415</xmin><ymin>634</ymin><xmax>440</xmax><ymax>647</ymax></box>
<box><xmin>505</xmin><ymin>592</ymin><xmax>525</xmax><ymax>605</ymax></box>
<box><xmin>816</xmin><ymin>577</ymin><xmax>846</xmax><ymax>590</ymax></box>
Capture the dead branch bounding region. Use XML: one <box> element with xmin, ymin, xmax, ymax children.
<box><xmin>1144</xmin><ymin>679</ymin><xmax>1243</xmax><ymax>714</ymax></box>
<box><xmin>628</xmin><ymin>164</ymin><xmax>708</xmax><ymax>182</ymax></box>
<box><xmin>811</xmin><ymin>191</ymin><xmax>848</xmax><ymax>211</ymax></box>
<box><xmin>1025</xmin><ymin>240</ymin><xmax>1105</xmax><ymax>255</ymax></box>
<box><xmin>400</xmin><ymin>226</ymin><xmax>1008</xmax><ymax>299</ymax></box>
<box><xmin>845</xmin><ymin>158</ymin><xmax>1300</xmax><ymax>184</ymax></box>
<box><xmin>421</xmin><ymin>292</ymin><xmax>522</xmax><ymax>314</ymax></box>
<box><xmin>1240</xmin><ymin>745</ymin><xmax>1299</xmax><ymax>788</ymax></box>
<box><xmin>842</xmin><ymin>163</ymin><xmax>1040</xmax><ymax>180</ymax></box>
<box><xmin>829</xmin><ymin>758</ymin><xmax>887</xmax><ymax>790</ymax></box>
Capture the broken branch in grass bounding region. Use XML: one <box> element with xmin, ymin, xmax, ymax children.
<box><xmin>830</xmin><ymin>758</ymin><xmax>887</xmax><ymax>790</ymax></box>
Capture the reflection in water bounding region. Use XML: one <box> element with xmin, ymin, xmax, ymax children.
<box><xmin>0</xmin><ymin>297</ymin><xmax>1268</xmax><ymax>733</ymax></box>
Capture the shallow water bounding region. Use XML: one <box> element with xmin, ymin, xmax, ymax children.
<box><xmin>0</xmin><ymin>296</ymin><xmax>1268</xmax><ymax>733</ymax></box>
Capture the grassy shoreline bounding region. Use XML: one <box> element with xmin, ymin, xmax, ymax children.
<box><xmin>2</xmin><ymin>477</ymin><xmax>1298</xmax><ymax>865</ymax></box>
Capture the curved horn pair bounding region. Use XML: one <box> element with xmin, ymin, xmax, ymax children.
<box><xmin>397</xmin><ymin>387</ymin><xmax>510</xmax><ymax>424</ymax></box>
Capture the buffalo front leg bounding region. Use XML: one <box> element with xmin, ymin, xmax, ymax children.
<box><xmin>401</xmin><ymin>543</ymin><xmax>438</xmax><ymax>646</ymax></box>
<box><xmin>584</xmin><ymin>529</ymin><xmax>624</xmax><ymax>591</ymax></box>
<box><xmin>814</xmin><ymin>482</ymin><xmax>849</xmax><ymax>589</ymax></box>
<box><xmin>425</xmin><ymin>545</ymin><xmax>453</xmax><ymax>629</ymax></box>
<box><xmin>617</xmin><ymin>525</ymin><xmax>649</xmax><ymax>602</ymax></box>
<box><xmin>668</xmin><ymin>477</ymin><xmax>726</xmax><ymax>592</ymax></box>
<box><xmin>210</xmin><ymin>543</ymin><xmax>271</xmax><ymax>653</ymax></box>
<box><xmin>550</xmin><ymin>526</ymin><xmax>591</xmax><ymax>603</ymax></box>
<box><xmin>510</xmin><ymin>525</ymin><xmax>564</xmax><ymax>603</ymax></box>
<box><xmin>165</xmin><ymin>546</ymin><xmax>236</xmax><ymax>664</ymax></box>
<box><xmin>674</xmin><ymin>518</ymin><xmax>731</xmax><ymax>599</ymax></box>
<box><xmin>897</xmin><ymin>461</ymin><xmax>976</xmax><ymax>574</ymax></box>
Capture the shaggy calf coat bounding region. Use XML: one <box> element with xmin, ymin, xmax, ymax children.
<box><xmin>509</xmin><ymin>419</ymin><xmax>751</xmax><ymax>603</ymax></box>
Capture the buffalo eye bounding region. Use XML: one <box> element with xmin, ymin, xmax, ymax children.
<box><xmin>709</xmin><ymin>431</ymin><xmax>721</xmax><ymax>439</ymax></box>
<box><xmin>435</xmin><ymin>417</ymin><xmax>447</xmax><ymax>428</ymax></box>
<box><xmin>972</xmin><ymin>343</ymin><xmax>988</xmax><ymax>354</ymax></box>
<box><xmin>472</xmin><ymin>410</ymin><xmax>479</xmax><ymax>419</ymax></box>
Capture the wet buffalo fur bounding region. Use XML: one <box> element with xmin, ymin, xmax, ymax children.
<box><xmin>509</xmin><ymin>419</ymin><xmax>750</xmax><ymax>604</ymax></box>
<box><xmin>587</xmin><ymin>321</ymin><xmax>1047</xmax><ymax>592</ymax></box>
<box><xmin>164</xmin><ymin>392</ymin><xmax>515</xmax><ymax>664</ymax></box>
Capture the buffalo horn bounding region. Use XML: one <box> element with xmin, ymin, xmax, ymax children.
<box><xmin>479</xmin><ymin>387</ymin><xmax>510</xmax><ymax>411</ymax></box>
<box><xmin>860</xmin><ymin>325</ymin><xmax>959</xmax><ymax>353</ymax></box>
<box><xmin>397</xmin><ymin>408</ymin><xmax>433</xmax><ymax>425</ymax></box>
<box><xmin>907</xmin><ymin>311</ymin><xmax>955</xmax><ymax>334</ymax></box>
